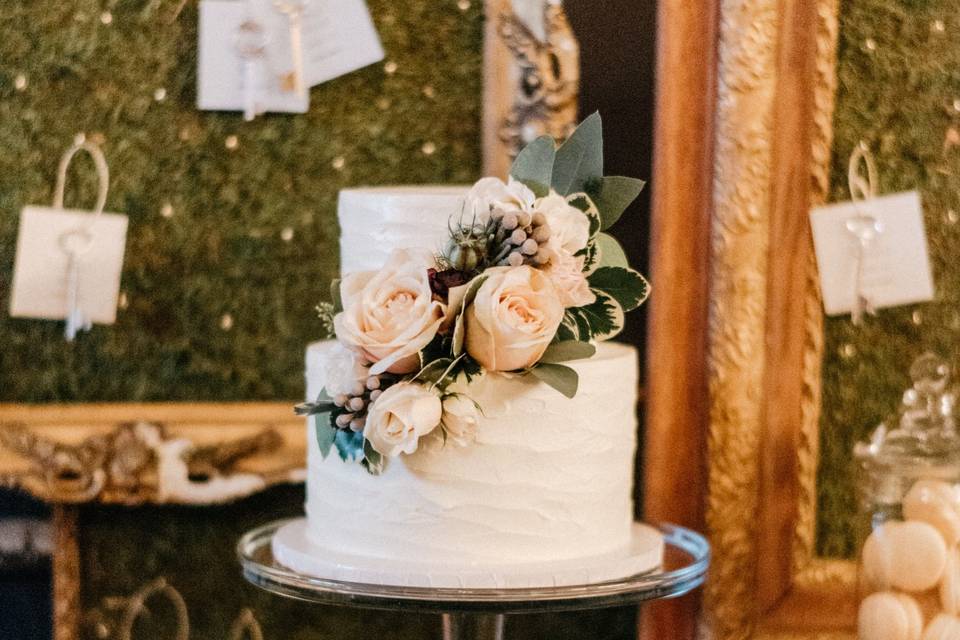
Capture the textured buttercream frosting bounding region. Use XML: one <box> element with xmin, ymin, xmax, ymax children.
<box><xmin>338</xmin><ymin>186</ymin><xmax>468</xmax><ymax>274</ymax></box>
<box><xmin>298</xmin><ymin>185</ymin><xmax>643</xmax><ymax>571</ymax></box>
<box><xmin>305</xmin><ymin>340</ymin><xmax>639</xmax><ymax>566</ymax></box>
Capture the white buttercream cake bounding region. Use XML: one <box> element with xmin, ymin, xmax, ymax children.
<box><xmin>277</xmin><ymin>186</ymin><xmax>662</xmax><ymax>587</ymax></box>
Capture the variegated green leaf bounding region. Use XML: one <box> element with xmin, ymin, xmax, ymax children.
<box><xmin>595</xmin><ymin>232</ymin><xmax>629</xmax><ymax>269</ymax></box>
<box><xmin>588</xmin><ymin>266</ymin><xmax>651</xmax><ymax>312</ymax></box>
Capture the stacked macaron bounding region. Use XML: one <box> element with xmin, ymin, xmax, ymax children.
<box><xmin>859</xmin><ymin>480</ymin><xmax>960</xmax><ymax>640</ymax></box>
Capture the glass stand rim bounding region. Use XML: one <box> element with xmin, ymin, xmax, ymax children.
<box><xmin>237</xmin><ymin>519</ymin><xmax>709</xmax><ymax>615</ymax></box>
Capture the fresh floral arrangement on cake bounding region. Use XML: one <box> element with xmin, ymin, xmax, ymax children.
<box><xmin>296</xmin><ymin>113</ymin><xmax>649</xmax><ymax>474</ymax></box>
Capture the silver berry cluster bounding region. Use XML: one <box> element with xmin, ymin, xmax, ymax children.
<box><xmin>490</xmin><ymin>209</ymin><xmax>552</xmax><ymax>267</ymax></box>
<box><xmin>331</xmin><ymin>374</ymin><xmax>386</xmax><ymax>432</ymax></box>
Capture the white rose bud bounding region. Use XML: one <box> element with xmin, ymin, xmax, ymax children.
<box><xmin>534</xmin><ymin>192</ymin><xmax>591</xmax><ymax>255</ymax></box>
<box><xmin>365</xmin><ymin>383</ymin><xmax>443</xmax><ymax>458</ymax></box>
<box><xmin>334</xmin><ymin>249</ymin><xmax>446</xmax><ymax>375</ymax></box>
<box><xmin>465</xmin><ymin>266</ymin><xmax>564</xmax><ymax>371</ymax></box>
<box><xmin>441</xmin><ymin>394</ymin><xmax>480</xmax><ymax>447</ymax></box>
<box><xmin>322</xmin><ymin>343</ymin><xmax>369</xmax><ymax>398</ymax></box>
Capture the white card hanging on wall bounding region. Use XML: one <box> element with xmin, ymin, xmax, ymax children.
<box><xmin>9</xmin><ymin>138</ymin><xmax>128</xmax><ymax>341</ymax></box>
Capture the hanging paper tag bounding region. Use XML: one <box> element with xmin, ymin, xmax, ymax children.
<box><xmin>10</xmin><ymin>206</ymin><xmax>128</xmax><ymax>325</ymax></box>
<box><xmin>247</xmin><ymin>0</ymin><xmax>384</xmax><ymax>88</ymax></box>
<box><xmin>197</xmin><ymin>0</ymin><xmax>309</xmax><ymax>115</ymax></box>
<box><xmin>810</xmin><ymin>191</ymin><xmax>934</xmax><ymax>316</ymax></box>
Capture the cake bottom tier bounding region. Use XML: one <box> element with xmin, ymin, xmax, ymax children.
<box><xmin>303</xmin><ymin>341</ymin><xmax>641</xmax><ymax>569</ymax></box>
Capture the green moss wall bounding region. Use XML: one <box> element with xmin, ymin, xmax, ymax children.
<box><xmin>0</xmin><ymin>0</ymin><xmax>482</xmax><ymax>402</ymax></box>
<box><xmin>817</xmin><ymin>0</ymin><xmax>960</xmax><ymax>557</ymax></box>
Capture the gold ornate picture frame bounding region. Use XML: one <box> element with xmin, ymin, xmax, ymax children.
<box><xmin>643</xmin><ymin>0</ymin><xmax>855</xmax><ymax>638</ymax></box>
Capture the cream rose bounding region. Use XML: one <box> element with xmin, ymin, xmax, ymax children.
<box><xmin>545</xmin><ymin>250</ymin><xmax>596</xmax><ymax>308</ymax></box>
<box><xmin>535</xmin><ymin>192</ymin><xmax>591</xmax><ymax>255</ymax></box>
<box><xmin>365</xmin><ymin>382</ymin><xmax>442</xmax><ymax>458</ymax></box>
<box><xmin>465</xmin><ymin>266</ymin><xmax>564</xmax><ymax>371</ymax></box>
<box><xmin>441</xmin><ymin>394</ymin><xmax>480</xmax><ymax>447</ymax></box>
<box><xmin>321</xmin><ymin>342</ymin><xmax>369</xmax><ymax>397</ymax></box>
<box><xmin>466</xmin><ymin>176</ymin><xmax>535</xmax><ymax>217</ymax></box>
<box><xmin>334</xmin><ymin>249</ymin><xmax>444</xmax><ymax>375</ymax></box>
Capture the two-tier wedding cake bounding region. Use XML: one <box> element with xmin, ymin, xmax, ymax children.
<box><xmin>274</xmin><ymin>115</ymin><xmax>664</xmax><ymax>587</ymax></box>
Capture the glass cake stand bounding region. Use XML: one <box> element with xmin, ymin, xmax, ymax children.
<box><xmin>237</xmin><ymin>519</ymin><xmax>710</xmax><ymax>640</ymax></box>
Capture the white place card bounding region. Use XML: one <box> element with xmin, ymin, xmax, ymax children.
<box><xmin>248</xmin><ymin>0</ymin><xmax>384</xmax><ymax>88</ymax></box>
<box><xmin>809</xmin><ymin>191</ymin><xmax>935</xmax><ymax>316</ymax></box>
<box><xmin>197</xmin><ymin>0</ymin><xmax>310</xmax><ymax>115</ymax></box>
<box><xmin>10</xmin><ymin>207</ymin><xmax>128</xmax><ymax>325</ymax></box>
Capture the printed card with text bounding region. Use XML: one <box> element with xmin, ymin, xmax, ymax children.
<box><xmin>810</xmin><ymin>191</ymin><xmax>934</xmax><ymax>316</ymax></box>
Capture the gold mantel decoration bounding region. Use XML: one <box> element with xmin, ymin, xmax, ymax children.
<box><xmin>0</xmin><ymin>404</ymin><xmax>304</xmax><ymax>505</ymax></box>
<box><xmin>482</xmin><ymin>0</ymin><xmax>579</xmax><ymax>177</ymax></box>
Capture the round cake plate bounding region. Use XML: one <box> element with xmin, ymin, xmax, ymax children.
<box><xmin>272</xmin><ymin>519</ymin><xmax>666</xmax><ymax>589</ymax></box>
<box><xmin>238</xmin><ymin>519</ymin><xmax>709</xmax><ymax>640</ymax></box>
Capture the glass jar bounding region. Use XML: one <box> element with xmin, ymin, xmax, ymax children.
<box><xmin>855</xmin><ymin>354</ymin><xmax>960</xmax><ymax>639</ymax></box>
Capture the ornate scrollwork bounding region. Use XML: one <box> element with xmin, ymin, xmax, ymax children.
<box><xmin>0</xmin><ymin>421</ymin><xmax>285</xmax><ymax>505</ymax></box>
<box><xmin>497</xmin><ymin>2</ymin><xmax>579</xmax><ymax>157</ymax></box>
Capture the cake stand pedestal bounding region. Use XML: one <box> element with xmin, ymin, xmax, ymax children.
<box><xmin>237</xmin><ymin>520</ymin><xmax>709</xmax><ymax>640</ymax></box>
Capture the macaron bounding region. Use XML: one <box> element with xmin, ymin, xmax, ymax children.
<box><xmin>859</xmin><ymin>592</ymin><xmax>924</xmax><ymax>640</ymax></box>
<box><xmin>861</xmin><ymin>521</ymin><xmax>948</xmax><ymax>593</ymax></box>
<box><xmin>942</xmin><ymin>549</ymin><xmax>960</xmax><ymax>615</ymax></box>
<box><xmin>904</xmin><ymin>480</ymin><xmax>960</xmax><ymax>547</ymax></box>
<box><xmin>922</xmin><ymin>613</ymin><xmax>960</xmax><ymax>640</ymax></box>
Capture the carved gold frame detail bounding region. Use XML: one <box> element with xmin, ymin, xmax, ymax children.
<box><xmin>644</xmin><ymin>0</ymin><xmax>855</xmax><ymax>637</ymax></box>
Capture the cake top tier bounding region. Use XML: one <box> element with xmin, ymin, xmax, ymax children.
<box><xmin>338</xmin><ymin>186</ymin><xmax>468</xmax><ymax>274</ymax></box>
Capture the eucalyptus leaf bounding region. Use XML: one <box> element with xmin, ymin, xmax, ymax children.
<box><xmin>531</xmin><ymin>363</ymin><xmax>580</xmax><ymax>398</ymax></box>
<box><xmin>591</xmin><ymin>176</ymin><xmax>645</xmax><ymax>230</ymax></box>
<box><xmin>314</xmin><ymin>413</ymin><xmax>336</xmax><ymax>459</ymax></box>
<box><xmin>540</xmin><ymin>341</ymin><xmax>596</xmax><ymax>364</ymax></box>
<box><xmin>552</xmin><ymin>112</ymin><xmax>603</xmax><ymax>196</ymax></box>
<box><xmin>596</xmin><ymin>232</ymin><xmax>629</xmax><ymax>269</ymax></box>
<box><xmin>333</xmin><ymin>428</ymin><xmax>365</xmax><ymax>462</ymax></box>
<box><xmin>588</xmin><ymin>266</ymin><xmax>651</xmax><ymax>312</ymax></box>
<box><xmin>362</xmin><ymin>440</ymin><xmax>386</xmax><ymax>476</ymax></box>
<box><xmin>330</xmin><ymin>278</ymin><xmax>343</xmax><ymax>313</ymax></box>
<box><xmin>510</xmin><ymin>135</ymin><xmax>556</xmax><ymax>187</ymax></box>
<box><xmin>520</xmin><ymin>179</ymin><xmax>549</xmax><ymax>199</ymax></box>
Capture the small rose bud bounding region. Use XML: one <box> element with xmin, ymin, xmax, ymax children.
<box><xmin>336</xmin><ymin>413</ymin><xmax>354</xmax><ymax>428</ymax></box>
<box><xmin>533</xmin><ymin>225</ymin><xmax>552</xmax><ymax>243</ymax></box>
<box><xmin>521</xmin><ymin>238</ymin><xmax>539</xmax><ymax>255</ymax></box>
<box><xmin>334</xmin><ymin>394</ymin><xmax>349</xmax><ymax>407</ymax></box>
<box><xmin>348</xmin><ymin>396</ymin><xmax>366</xmax><ymax>412</ymax></box>
<box><xmin>507</xmin><ymin>251</ymin><xmax>525</xmax><ymax>267</ymax></box>
<box><xmin>501</xmin><ymin>213</ymin><xmax>518</xmax><ymax>230</ymax></box>
<box><xmin>510</xmin><ymin>228</ymin><xmax>527</xmax><ymax>245</ymax></box>
<box><xmin>532</xmin><ymin>212</ymin><xmax>546</xmax><ymax>226</ymax></box>
<box><xmin>350</xmin><ymin>382</ymin><xmax>366</xmax><ymax>397</ymax></box>
<box><xmin>369</xmin><ymin>389</ymin><xmax>383</xmax><ymax>402</ymax></box>
<box><xmin>349</xmin><ymin>417</ymin><xmax>366</xmax><ymax>432</ymax></box>
<box><xmin>366</xmin><ymin>376</ymin><xmax>381</xmax><ymax>390</ymax></box>
<box><xmin>517</xmin><ymin>211</ymin><xmax>532</xmax><ymax>227</ymax></box>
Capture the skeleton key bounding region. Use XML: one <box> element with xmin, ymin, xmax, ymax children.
<box><xmin>845</xmin><ymin>213</ymin><xmax>884</xmax><ymax>325</ymax></box>
<box><xmin>234</xmin><ymin>19</ymin><xmax>269</xmax><ymax>121</ymax></box>
<box><xmin>273</xmin><ymin>0</ymin><xmax>308</xmax><ymax>99</ymax></box>
<box><xmin>60</xmin><ymin>230</ymin><xmax>93</xmax><ymax>341</ymax></box>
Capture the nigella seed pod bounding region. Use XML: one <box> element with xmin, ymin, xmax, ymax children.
<box><xmin>510</xmin><ymin>228</ymin><xmax>527</xmax><ymax>245</ymax></box>
<box><xmin>517</xmin><ymin>211</ymin><xmax>532</xmax><ymax>228</ymax></box>
<box><xmin>501</xmin><ymin>212</ymin><xmax>518</xmax><ymax>230</ymax></box>
<box><xmin>348</xmin><ymin>396</ymin><xmax>365</xmax><ymax>412</ymax></box>
<box><xmin>336</xmin><ymin>413</ymin><xmax>354</xmax><ymax>428</ymax></box>
<box><xmin>533</xmin><ymin>224</ymin><xmax>551</xmax><ymax>243</ymax></box>
<box><xmin>521</xmin><ymin>238</ymin><xmax>539</xmax><ymax>255</ymax></box>
<box><xmin>369</xmin><ymin>389</ymin><xmax>383</xmax><ymax>402</ymax></box>
<box><xmin>334</xmin><ymin>394</ymin><xmax>349</xmax><ymax>407</ymax></box>
<box><xmin>349</xmin><ymin>417</ymin><xmax>366</xmax><ymax>432</ymax></box>
<box><xmin>532</xmin><ymin>211</ymin><xmax>546</xmax><ymax>226</ymax></box>
<box><xmin>507</xmin><ymin>251</ymin><xmax>525</xmax><ymax>267</ymax></box>
<box><xmin>366</xmin><ymin>376</ymin><xmax>381</xmax><ymax>390</ymax></box>
<box><xmin>462</xmin><ymin>247</ymin><xmax>479</xmax><ymax>271</ymax></box>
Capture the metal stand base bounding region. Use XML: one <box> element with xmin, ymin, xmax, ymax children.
<box><xmin>441</xmin><ymin>613</ymin><xmax>505</xmax><ymax>640</ymax></box>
